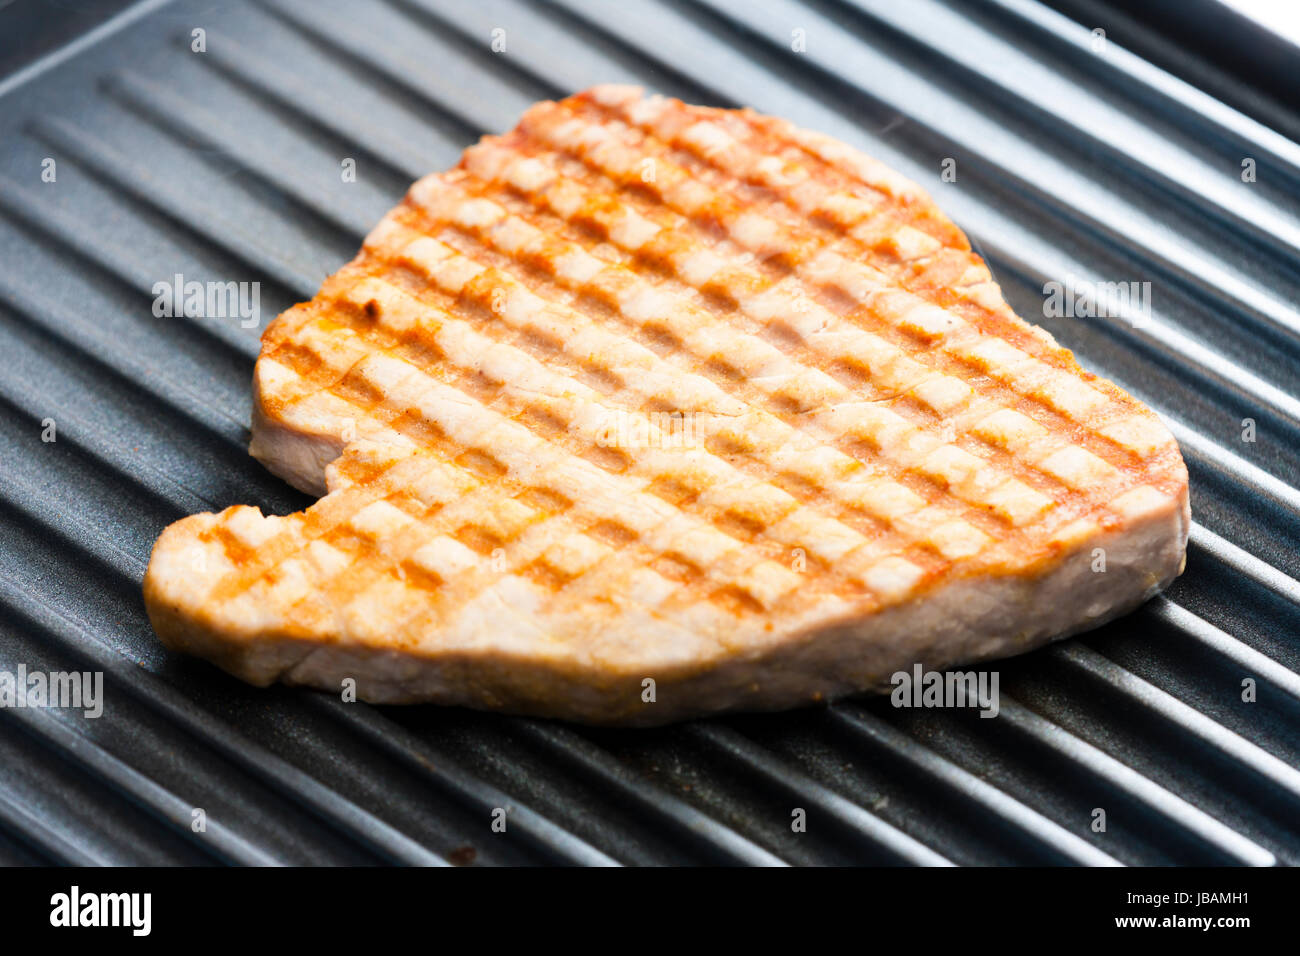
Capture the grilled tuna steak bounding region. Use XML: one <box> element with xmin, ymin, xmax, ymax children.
<box><xmin>144</xmin><ymin>85</ymin><xmax>1190</xmax><ymax>725</ymax></box>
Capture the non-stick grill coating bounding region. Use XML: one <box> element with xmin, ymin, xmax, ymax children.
<box><xmin>0</xmin><ymin>0</ymin><xmax>1297</xmax><ymax>865</ymax></box>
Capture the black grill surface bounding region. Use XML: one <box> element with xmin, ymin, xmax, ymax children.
<box><xmin>0</xmin><ymin>0</ymin><xmax>1298</xmax><ymax>866</ymax></box>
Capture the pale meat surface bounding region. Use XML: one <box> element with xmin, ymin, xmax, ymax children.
<box><xmin>144</xmin><ymin>85</ymin><xmax>1190</xmax><ymax>725</ymax></box>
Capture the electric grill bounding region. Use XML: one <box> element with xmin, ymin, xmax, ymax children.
<box><xmin>0</xmin><ymin>0</ymin><xmax>1297</xmax><ymax>866</ymax></box>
